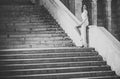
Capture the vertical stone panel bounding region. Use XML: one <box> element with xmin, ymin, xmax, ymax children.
<box><xmin>75</xmin><ymin>0</ymin><xmax>83</xmax><ymax>21</ymax></box>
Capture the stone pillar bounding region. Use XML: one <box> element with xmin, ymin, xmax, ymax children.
<box><xmin>105</xmin><ymin>0</ymin><xmax>112</xmax><ymax>33</ymax></box>
<box><xmin>75</xmin><ymin>0</ymin><xmax>83</xmax><ymax>21</ymax></box>
<box><xmin>91</xmin><ymin>0</ymin><xmax>97</xmax><ymax>25</ymax></box>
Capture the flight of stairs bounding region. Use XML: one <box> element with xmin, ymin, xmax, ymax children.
<box><xmin>0</xmin><ymin>0</ymin><xmax>120</xmax><ymax>79</ymax></box>
<box><xmin>0</xmin><ymin>4</ymin><xmax>75</xmax><ymax>49</ymax></box>
<box><xmin>0</xmin><ymin>48</ymin><xmax>120</xmax><ymax>79</ymax></box>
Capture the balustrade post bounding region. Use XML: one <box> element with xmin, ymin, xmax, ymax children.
<box><xmin>91</xmin><ymin>0</ymin><xmax>97</xmax><ymax>25</ymax></box>
<box><xmin>105</xmin><ymin>0</ymin><xmax>112</xmax><ymax>33</ymax></box>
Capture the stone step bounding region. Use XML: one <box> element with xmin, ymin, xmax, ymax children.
<box><xmin>0</xmin><ymin>33</ymin><xmax>68</xmax><ymax>38</ymax></box>
<box><xmin>0</xmin><ymin>15</ymin><xmax>52</xmax><ymax>20</ymax></box>
<box><xmin>0</xmin><ymin>35</ymin><xmax>68</xmax><ymax>39</ymax></box>
<box><xmin>0</xmin><ymin>47</ymin><xmax>95</xmax><ymax>53</ymax></box>
<box><xmin>0</xmin><ymin>40</ymin><xmax>70</xmax><ymax>45</ymax></box>
<box><xmin>0</xmin><ymin>13</ymin><xmax>51</xmax><ymax>16</ymax></box>
<box><xmin>0</xmin><ymin>61</ymin><xmax>106</xmax><ymax>70</ymax></box>
<box><xmin>0</xmin><ymin>11</ymin><xmax>49</xmax><ymax>14</ymax></box>
<box><xmin>0</xmin><ymin>71</ymin><xmax>116</xmax><ymax>79</ymax></box>
<box><xmin>0</xmin><ymin>51</ymin><xmax>98</xmax><ymax>59</ymax></box>
<box><xmin>0</xmin><ymin>66</ymin><xmax>111</xmax><ymax>76</ymax></box>
<box><xmin>0</xmin><ymin>27</ymin><xmax>63</xmax><ymax>32</ymax></box>
<box><xmin>0</xmin><ymin>20</ymin><xmax>55</xmax><ymax>24</ymax></box>
<box><xmin>0</xmin><ymin>40</ymin><xmax>73</xmax><ymax>45</ymax></box>
<box><xmin>0</xmin><ymin>56</ymin><xmax>103</xmax><ymax>64</ymax></box>
<box><xmin>0</xmin><ymin>36</ymin><xmax>70</xmax><ymax>41</ymax></box>
<box><xmin>74</xmin><ymin>76</ymin><xmax>120</xmax><ymax>79</ymax></box>
<box><xmin>14</xmin><ymin>22</ymin><xmax>57</xmax><ymax>26</ymax></box>
<box><xmin>0</xmin><ymin>24</ymin><xmax>59</xmax><ymax>29</ymax></box>
<box><xmin>0</xmin><ymin>7</ymin><xmax>45</xmax><ymax>12</ymax></box>
<box><xmin>0</xmin><ymin>31</ymin><xmax>65</xmax><ymax>35</ymax></box>
<box><xmin>0</xmin><ymin>17</ymin><xmax>54</xmax><ymax>21</ymax></box>
<box><xmin>0</xmin><ymin>43</ymin><xmax>75</xmax><ymax>49</ymax></box>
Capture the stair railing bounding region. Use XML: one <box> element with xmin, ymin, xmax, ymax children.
<box><xmin>40</xmin><ymin>0</ymin><xmax>89</xmax><ymax>47</ymax></box>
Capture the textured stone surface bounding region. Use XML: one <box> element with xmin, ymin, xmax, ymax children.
<box><xmin>0</xmin><ymin>3</ymin><xmax>75</xmax><ymax>49</ymax></box>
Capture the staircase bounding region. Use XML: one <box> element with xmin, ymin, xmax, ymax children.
<box><xmin>0</xmin><ymin>4</ymin><xmax>75</xmax><ymax>49</ymax></box>
<box><xmin>0</xmin><ymin>0</ymin><xmax>120</xmax><ymax>79</ymax></box>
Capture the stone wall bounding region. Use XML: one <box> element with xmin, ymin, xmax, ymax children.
<box><xmin>97</xmin><ymin>0</ymin><xmax>120</xmax><ymax>41</ymax></box>
<box><xmin>97</xmin><ymin>0</ymin><xmax>106</xmax><ymax>28</ymax></box>
<box><xmin>111</xmin><ymin>0</ymin><xmax>120</xmax><ymax>41</ymax></box>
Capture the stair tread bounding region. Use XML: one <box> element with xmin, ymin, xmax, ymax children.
<box><xmin>0</xmin><ymin>51</ymin><xmax>98</xmax><ymax>56</ymax></box>
<box><xmin>71</xmin><ymin>76</ymin><xmax>120</xmax><ymax>79</ymax></box>
<box><xmin>0</xmin><ymin>66</ymin><xmax>112</xmax><ymax>76</ymax></box>
<box><xmin>0</xmin><ymin>61</ymin><xmax>107</xmax><ymax>68</ymax></box>
<box><xmin>0</xmin><ymin>44</ymin><xmax>75</xmax><ymax>49</ymax></box>
<box><xmin>0</xmin><ymin>52</ymin><xmax>98</xmax><ymax>60</ymax></box>
<box><xmin>0</xmin><ymin>71</ymin><xmax>116</xmax><ymax>78</ymax></box>
<box><xmin>0</xmin><ymin>47</ymin><xmax>94</xmax><ymax>52</ymax></box>
<box><xmin>0</xmin><ymin>55</ymin><xmax>103</xmax><ymax>61</ymax></box>
<box><xmin>0</xmin><ymin>65</ymin><xmax>110</xmax><ymax>72</ymax></box>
